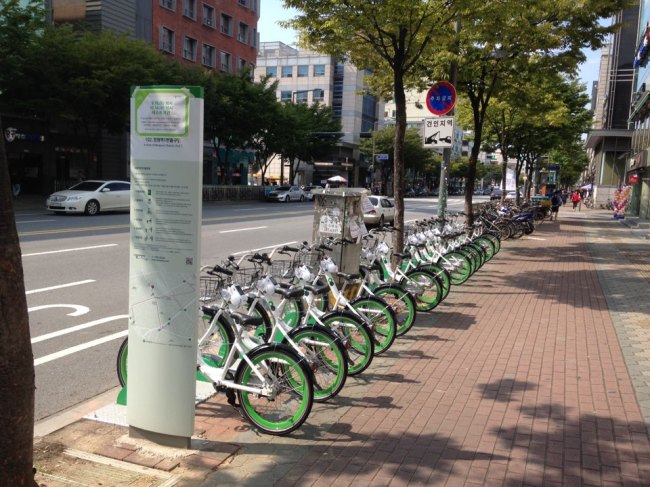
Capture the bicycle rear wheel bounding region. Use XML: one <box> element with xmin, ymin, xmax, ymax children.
<box><xmin>401</xmin><ymin>269</ymin><xmax>443</xmax><ymax>311</ymax></box>
<box><xmin>319</xmin><ymin>311</ymin><xmax>374</xmax><ymax>376</ymax></box>
<box><xmin>236</xmin><ymin>343</ymin><xmax>313</xmax><ymax>435</ymax></box>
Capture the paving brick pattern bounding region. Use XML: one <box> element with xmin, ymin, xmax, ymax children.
<box><xmin>195</xmin><ymin>210</ymin><xmax>650</xmax><ymax>486</ymax></box>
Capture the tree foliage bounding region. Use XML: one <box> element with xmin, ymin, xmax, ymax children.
<box><xmin>283</xmin><ymin>0</ymin><xmax>457</xmax><ymax>252</ymax></box>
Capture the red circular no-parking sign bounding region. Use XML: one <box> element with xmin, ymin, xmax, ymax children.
<box><xmin>426</xmin><ymin>81</ymin><xmax>457</xmax><ymax>116</ymax></box>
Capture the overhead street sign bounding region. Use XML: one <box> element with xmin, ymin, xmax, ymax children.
<box><xmin>426</xmin><ymin>81</ymin><xmax>457</xmax><ymax>116</ymax></box>
<box><xmin>423</xmin><ymin>117</ymin><xmax>454</xmax><ymax>148</ymax></box>
<box><xmin>375</xmin><ymin>153</ymin><xmax>389</xmax><ymax>160</ymax></box>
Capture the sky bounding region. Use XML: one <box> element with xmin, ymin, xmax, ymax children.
<box><xmin>257</xmin><ymin>0</ymin><xmax>603</xmax><ymax>90</ymax></box>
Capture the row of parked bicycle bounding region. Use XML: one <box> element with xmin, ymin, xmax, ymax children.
<box><xmin>115</xmin><ymin>203</ymin><xmax>531</xmax><ymax>435</ymax></box>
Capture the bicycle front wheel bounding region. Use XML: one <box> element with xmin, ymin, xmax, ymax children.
<box><xmin>372</xmin><ymin>283</ymin><xmax>418</xmax><ymax>336</ymax></box>
<box><xmin>401</xmin><ymin>269</ymin><xmax>443</xmax><ymax>311</ymax></box>
<box><xmin>350</xmin><ymin>295</ymin><xmax>397</xmax><ymax>355</ymax></box>
<box><xmin>235</xmin><ymin>343</ymin><xmax>314</xmax><ymax>435</ymax></box>
<box><xmin>288</xmin><ymin>325</ymin><xmax>347</xmax><ymax>402</ymax></box>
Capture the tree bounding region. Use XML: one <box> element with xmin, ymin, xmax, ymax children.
<box><xmin>453</xmin><ymin>0</ymin><xmax>628</xmax><ymax>223</ymax></box>
<box><xmin>360</xmin><ymin>127</ymin><xmax>440</xmax><ymax>192</ymax></box>
<box><xmin>3</xmin><ymin>22</ymin><xmax>193</xmax><ymax>178</ymax></box>
<box><xmin>283</xmin><ymin>0</ymin><xmax>456</xmax><ymax>253</ymax></box>
<box><xmin>275</xmin><ymin>101</ymin><xmax>342</xmax><ymax>184</ymax></box>
<box><xmin>0</xmin><ymin>3</ymin><xmax>41</xmax><ymax>483</ymax></box>
<box><xmin>204</xmin><ymin>69</ymin><xmax>279</xmax><ymax>184</ymax></box>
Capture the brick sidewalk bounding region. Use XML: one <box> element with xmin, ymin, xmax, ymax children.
<box><xmin>200</xmin><ymin>210</ymin><xmax>650</xmax><ymax>486</ymax></box>
<box><xmin>34</xmin><ymin>209</ymin><xmax>650</xmax><ymax>486</ymax></box>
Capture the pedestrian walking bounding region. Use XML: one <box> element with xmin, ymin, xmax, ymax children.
<box><xmin>550</xmin><ymin>191</ymin><xmax>562</xmax><ymax>221</ymax></box>
<box><xmin>571</xmin><ymin>190</ymin><xmax>581</xmax><ymax>211</ymax></box>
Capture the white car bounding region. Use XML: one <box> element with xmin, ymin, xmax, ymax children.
<box><xmin>267</xmin><ymin>185</ymin><xmax>305</xmax><ymax>202</ymax></box>
<box><xmin>364</xmin><ymin>195</ymin><xmax>395</xmax><ymax>226</ymax></box>
<box><xmin>46</xmin><ymin>180</ymin><xmax>131</xmax><ymax>215</ymax></box>
<box><xmin>301</xmin><ymin>185</ymin><xmax>323</xmax><ymax>201</ymax></box>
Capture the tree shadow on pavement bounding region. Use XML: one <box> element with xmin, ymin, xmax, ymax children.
<box><xmin>477</xmin><ymin>378</ymin><xmax>537</xmax><ymax>403</ymax></box>
<box><xmin>201</xmin><ymin>429</ymin><xmax>509</xmax><ymax>486</ymax></box>
<box><xmin>475</xmin><ymin>378</ymin><xmax>650</xmax><ymax>486</ymax></box>
<box><xmin>420</xmin><ymin>310</ymin><xmax>476</xmax><ymax>330</ymax></box>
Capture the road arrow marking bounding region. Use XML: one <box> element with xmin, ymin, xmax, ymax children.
<box><xmin>28</xmin><ymin>304</ymin><xmax>90</xmax><ymax>317</ymax></box>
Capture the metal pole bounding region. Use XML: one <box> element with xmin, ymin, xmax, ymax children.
<box><xmin>437</xmin><ymin>21</ymin><xmax>459</xmax><ymax>219</ymax></box>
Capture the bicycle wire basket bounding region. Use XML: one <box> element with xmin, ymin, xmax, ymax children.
<box><xmin>199</xmin><ymin>275</ymin><xmax>224</xmax><ymax>302</ymax></box>
<box><xmin>230</xmin><ymin>266</ymin><xmax>262</xmax><ymax>290</ymax></box>
<box><xmin>270</xmin><ymin>258</ymin><xmax>296</xmax><ymax>280</ymax></box>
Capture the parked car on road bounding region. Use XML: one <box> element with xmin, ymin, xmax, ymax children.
<box><xmin>364</xmin><ymin>195</ymin><xmax>395</xmax><ymax>226</ymax></box>
<box><xmin>267</xmin><ymin>185</ymin><xmax>305</xmax><ymax>202</ymax></box>
<box><xmin>490</xmin><ymin>188</ymin><xmax>503</xmax><ymax>200</ymax></box>
<box><xmin>301</xmin><ymin>185</ymin><xmax>323</xmax><ymax>201</ymax></box>
<box><xmin>46</xmin><ymin>180</ymin><xmax>130</xmax><ymax>215</ymax></box>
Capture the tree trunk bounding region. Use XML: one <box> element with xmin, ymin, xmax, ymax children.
<box><xmin>465</xmin><ymin>106</ymin><xmax>483</xmax><ymax>227</ymax></box>
<box><xmin>392</xmin><ymin>71</ymin><xmax>407</xmax><ymax>255</ymax></box>
<box><xmin>0</xmin><ymin>116</ymin><xmax>36</xmax><ymax>485</ymax></box>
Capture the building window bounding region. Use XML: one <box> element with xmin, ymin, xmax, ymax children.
<box><xmin>280</xmin><ymin>91</ymin><xmax>292</xmax><ymax>102</ymax></box>
<box><xmin>182</xmin><ymin>0</ymin><xmax>196</xmax><ymax>19</ymax></box>
<box><xmin>265</xmin><ymin>66</ymin><xmax>277</xmax><ymax>77</ymax></box>
<box><xmin>297</xmin><ymin>65</ymin><xmax>308</xmax><ymax>77</ymax></box>
<box><xmin>202</xmin><ymin>4</ymin><xmax>215</xmax><ymax>27</ymax></box>
<box><xmin>220</xmin><ymin>51</ymin><xmax>231</xmax><ymax>72</ymax></box>
<box><xmin>202</xmin><ymin>44</ymin><xmax>215</xmax><ymax>67</ymax></box>
<box><xmin>183</xmin><ymin>36</ymin><xmax>197</xmax><ymax>61</ymax></box>
<box><xmin>238</xmin><ymin>58</ymin><xmax>247</xmax><ymax>71</ymax></box>
<box><xmin>295</xmin><ymin>91</ymin><xmax>308</xmax><ymax>103</ymax></box>
<box><xmin>281</xmin><ymin>66</ymin><xmax>292</xmax><ymax>78</ymax></box>
<box><xmin>160</xmin><ymin>26</ymin><xmax>175</xmax><ymax>53</ymax></box>
<box><xmin>221</xmin><ymin>14</ymin><xmax>232</xmax><ymax>36</ymax></box>
<box><xmin>313</xmin><ymin>64</ymin><xmax>325</xmax><ymax>76</ymax></box>
<box><xmin>252</xmin><ymin>28</ymin><xmax>257</xmax><ymax>47</ymax></box>
<box><xmin>238</xmin><ymin>22</ymin><xmax>249</xmax><ymax>43</ymax></box>
<box><xmin>237</xmin><ymin>0</ymin><xmax>248</xmax><ymax>6</ymax></box>
<box><xmin>160</xmin><ymin>0</ymin><xmax>175</xmax><ymax>11</ymax></box>
<box><xmin>313</xmin><ymin>89</ymin><xmax>324</xmax><ymax>102</ymax></box>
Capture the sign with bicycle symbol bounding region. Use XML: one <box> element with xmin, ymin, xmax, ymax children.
<box><xmin>423</xmin><ymin>117</ymin><xmax>455</xmax><ymax>148</ymax></box>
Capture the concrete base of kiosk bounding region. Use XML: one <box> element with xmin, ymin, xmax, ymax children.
<box><xmin>129</xmin><ymin>425</ymin><xmax>191</xmax><ymax>449</ymax></box>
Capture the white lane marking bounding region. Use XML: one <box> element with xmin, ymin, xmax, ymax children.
<box><xmin>34</xmin><ymin>329</ymin><xmax>128</xmax><ymax>366</ymax></box>
<box><xmin>232</xmin><ymin>241</ymin><xmax>298</xmax><ymax>256</ymax></box>
<box><xmin>16</xmin><ymin>219</ymin><xmax>56</xmax><ymax>224</ymax></box>
<box><xmin>28</xmin><ymin>304</ymin><xmax>90</xmax><ymax>317</ymax></box>
<box><xmin>31</xmin><ymin>315</ymin><xmax>128</xmax><ymax>344</ymax></box>
<box><xmin>230</xmin><ymin>208</ymin><xmax>261</xmax><ymax>212</ymax></box>
<box><xmin>524</xmin><ymin>236</ymin><xmax>547</xmax><ymax>241</ymax></box>
<box><xmin>219</xmin><ymin>226</ymin><xmax>267</xmax><ymax>234</ymax></box>
<box><xmin>26</xmin><ymin>280</ymin><xmax>95</xmax><ymax>295</ymax></box>
<box><xmin>22</xmin><ymin>244</ymin><xmax>118</xmax><ymax>257</ymax></box>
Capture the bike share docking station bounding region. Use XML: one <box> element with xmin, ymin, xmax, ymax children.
<box><xmin>311</xmin><ymin>188</ymin><xmax>370</xmax><ymax>289</ymax></box>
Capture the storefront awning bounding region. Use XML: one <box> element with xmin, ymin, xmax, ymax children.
<box><xmin>584</xmin><ymin>129</ymin><xmax>632</xmax><ymax>150</ymax></box>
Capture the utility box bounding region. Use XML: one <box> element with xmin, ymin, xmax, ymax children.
<box><xmin>311</xmin><ymin>187</ymin><xmax>369</xmax><ymax>276</ymax></box>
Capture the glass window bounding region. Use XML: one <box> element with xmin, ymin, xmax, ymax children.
<box><xmin>313</xmin><ymin>64</ymin><xmax>325</xmax><ymax>76</ymax></box>
<box><xmin>238</xmin><ymin>22</ymin><xmax>249</xmax><ymax>43</ymax></box>
<box><xmin>182</xmin><ymin>0</ymin><xmax>196</xmax><ymax>19</ymax></box>
<box><xmin>281</xmin><ymin>66</ymin><xmax>292</xmax><ymax>78</ymax></box>
<box><xmin>266</xmin><ymin>66</ymin><xmax>277</xmax><ymax>77</ymax></box>
<box><xmin>221</xmin><ymin>14</ymin><xmax>232</xmax><ymax>36</ymax></box>
<box><xmin>313</xmin><ymin>89</ymin><xmax>324</xmax><ymax>101</ymax></box>
<box><xmin>202</xmin><ymin>4</ymin><xmax>215</xmax><ymax>27</ymax></box>
<box><xmin>297</xmin><ymin>65</ymin><xmax>308</xmax><ymax>77</ymax></box>
<box><xmin>280</xmin><ymin>91</ymin><xmax>292</xmax><ymax>102</ymax></box>
<box><xmin>295</xmin><ymin>91</ymin><xmax>308</xmax><ymax>103</ymax></box>
<box><xmin>160</xmin><ymin>0</ymin><xmax>175</xmax><ymax>10</ymax></box>
<box><xmin>160</xmin><ymin>27</ymin><xmax>175</xmax><ymax>53</ymax></box>
<box><xmin>202</xmin><ymin>44</ymin><xmax>215</xmax><ymax>67</ymax></box>
<box><xmin>220</xmin><ymin>51</ymin><xmax>231</xmax><ymax>72</ymax></box>
<box><xmin>183</xmin><ymin>36</ymin><xmax>197</xmax><ymax>61</ymax></box>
